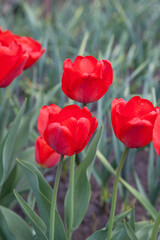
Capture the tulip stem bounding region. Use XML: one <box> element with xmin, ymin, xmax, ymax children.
<box><xmin>107</xmin><ymin>147</ymin><xmax>129</xmax><ymax>240</ymax></box>
<box><xmin>67</xmin><ymin>154</ymin><xmax>75</xmax><ymax>240</ymax></box>
<box><xmin>49</xmin><ymin>154</ymin><xmax>64</xmax><ymax>240</ymax></box>
<box><xmin>83</xmin><ymin>103</ymin><xmax>87</xmax><ymax>107</ymax></box>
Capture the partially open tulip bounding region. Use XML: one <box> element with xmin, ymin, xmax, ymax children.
<box><xmin>111</xmin><ymin>96</ymin><xmax>159</xmax><ymax>148</ymax></box>
<box><xmin>35</xmin><ymin>136</ymin><xmax>60</xmax><ymax>168</ymax></box>
<box><xmin>153</xmin><ymin>115</ymin><xmax>160</xmax><ymax>156</ymax></box>
<box><xmin>62</xmin><ymin>55</ymin><xmax>113</xmax><ymax>103</ymax></box>
<box><xmin>0</xmin><ymin>41</ymin><xmax>28</xmax><ymax>87</ymax></box>
<box><xmin>38</xmin><ymin>104</ymin><xmax>98</xmax><ymax>156</ymax></box>
<box><xmin>0</xmin><ymin>28</ymin><xmax>45</xmax><ymax>69</ymax></box>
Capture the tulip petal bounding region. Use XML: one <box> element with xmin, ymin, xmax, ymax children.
<box><xmin>124</xmin><ymin>96</ymin><xmax>155</xmax><ymax>119</ymax></box>
<box><xmin>58</xmin><ymin>105</ymin><xmax>82</xmax><ymax>122</ymax></box>
<box><xmin>38</xmin><ymin>104</ymin><xmax>61</xmax><ymax>137</ymax></box>
<box><xmin>111</xmin><ymin>98</ymin><xmax>127</xmax><ymax>137</ymax></box>
<box><xmin>153</xmin><ymin>115</ymin><xmax>160</xmax><ymax>156</ymax></box>
<box><xmin>119</xmin><ymin>118</ymin><xmax>153</xmax><ymax>148</ymax></box>
<box><xmin>35</xmin><ymin>137</ymin><xmax>60</xmax><ymax>168</ymax></box>
<box><xmin>44</xmin><ymin>123</ymin><xmax>75</xmax><ymax>156</ymax></box>
<box><xmin>73</xmin><ymin>55</ymin><xmax>97</xmax><ymax>74</ymax></box>
<box><xmin>75</xmin><ymin>117</ymin><xmax>91</xmax><ymax>153</ymax></box>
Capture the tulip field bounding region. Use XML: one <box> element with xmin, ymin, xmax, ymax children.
<box><xmin>1</xmin><ymin>0</ymin><xmax>160</xmax><ymax>239</ymax></box>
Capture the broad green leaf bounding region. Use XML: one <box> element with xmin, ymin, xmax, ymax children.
<box><xmin>14</xmin><ymin>190</ymin><xmax>48</xmax><ymax>240</ymax></box>
<box><xmin>136</xmin><ymin>222</ymin><xmax>153</xmax><ymax>239</ymax></box>
<box><xmin>112</xmin><ymin>228</ymin><xmax>130</xmax><ymax>240</ymax></box>
<box><xmin>86</xmin><ymin>209</ymin><xmax>131</xmax><ymax>240</ymax></box>
<box><xmin>97</xmin><ymin>150</ymin><xmax>157</xmax><ymax>220</ymax></box>
<box><xmin>0</xmin><ymin>165</ymin><xmax>18</xmax><ymax>203</ymax></box>
<box><xmin>16</xmin><ymin>158</ymin><xmax>52</xmax><ymax>227</ymax></box>
<box><xmin>124</xmin><ymin>220</ymin><xmax>138</xmax><ymax>240</ymax></box>
<box><xmin>0</xmin><ymin>206</ymin><xmax>33</xmax><ymax>240</ymax></box>
<box><xmin>17</xmin><ymin>159</ymin><xmax>66</xmax><ymax>239</ymax></box>
<box><xmin>0</xmin><ymin>99</ymin><xmax>26</xmax><ymax>186</ymax></box>
<box><xmin>0</xmin><ymin>210</ymin><xmax>16</xmax><ymax>240</ymax></box>
<box><xmin>65</xmin><ymin>127</ymin><xmax>102</xmax><ymax>232</ymax></box>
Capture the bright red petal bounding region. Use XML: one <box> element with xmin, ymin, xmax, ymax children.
<box><xmin>35</xmin><ymin>137</ymin><xmax>60</xmax><ymax>168</ymax></box>
<box><xmin>44</xmin><ymin>123</ymin><xmax>75</xmax><ymax>156</ymax></box>
<box><xmin>153</xmin><ymin>115</ymin><xmax>160</xmax><ymax>156</ymax></box>
<box><xmin>119</xmin><ymin>118</ymin><xmax>153</xmax><ymax>148</ymax></box>
<box><xmin>124</xmin><ymin>96</ymin><xmax>155</xmax><ymax>119</ymax></box>
<box><xmin>73</xmin><ymin>56</ymin><xmax>97</xmax><ymax>74</ymax></box>
<box><xmin>38</xmin><ymin>104</ymin><xmax>61</xmax><ymax>137</ymax></box>
<box><xmin>58</xmin><ymin>105</ymin><xmax>82</xmax><ymax>122</ymax></box>
<box><xmin>111</xmin><ymin>98</ymin><xmax>127</xmax><ymax>138</ymax></box>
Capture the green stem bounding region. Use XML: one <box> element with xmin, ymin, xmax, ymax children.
<box><xmin>151</xmin><ymin>212</ymin><xmax>160</xmax><ymax>240</ymax></box>
<box><xmin>49</xmin><ymin>154</ymin><xmax>64</xmax><ymax>240</ymax></box>
<box><xmin>67</xmin><ymin>155</ymin><xmax>75</xmax><ymax>240</ymax></box>
<box><xmin>107</xmin><ymin>147</ymin><xmax>129</xmax><ymax>240</ymax></box>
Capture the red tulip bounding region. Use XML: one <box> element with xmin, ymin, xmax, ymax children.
<box><xmin>62</xmin><ymin>56</ymin><xmax>113</xmax><ymax>103</ymax></box>
<box><xmin>153</xmin><ymin>114</ymin><xmax>160</xmax><ymax>156</ymax></box>
<box><xmin>0</xmin><ymin>28</ymin><xmax>45</xmax><ymax>69</ymax></box>
<box><xmin>111</xmin><ymin>96</ymin><xmax>159</xmax><ymax>148</ymax></box>
<box><xmin>38</xmin><ymin>104</ymin><xmax>98</xmax><ymax>156</ymax></box>
<box><xmin>0</xmin><ymin>41</ymin><xmax>28</xmax><ymax>87</ymax></box>
<box><xmin>35</xmin><ymin>136</ymin><xmax>60</xmax><ymax>168</ymax></box>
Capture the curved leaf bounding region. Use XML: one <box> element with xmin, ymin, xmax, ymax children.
<box><xmin>17</xmin><ymin>159</ymin><xmax>66</xmax><ymax>239</ymax></box>
<box><xmin>0</xmin><ymin>206</ymin><xmax>33</xmax><ymax>240</ymax></box>
<box><xmin>14</xmin><ymin>190</ymin><xmax>48</xmax><ymax>240</ymax></box>
<box><xmin>0</xmin><ymin>99</ymin><xmax>26</xmax><ymax>186</ymax></box>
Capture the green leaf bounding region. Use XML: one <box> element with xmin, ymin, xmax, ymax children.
<box><xmin>129</xmin><ymin>207</ymin><xmax>135</xmax><ymax>231</ymax></box>
<box><xmin>86</xmin><ymin>209</ymin><xmax>131</xmax><ymax>240</ymax></box>
<box><xmin>0</xmin><ymin>99</ymin><xmax>27</xmax><ymax>186</ymax></box>
<box><xmin>124</xmin><ymin>220</ymin><xmax>138</xmax><ymax>240</ymax></box>
<box><xmin>151</xmin><ymin>212</ymin><xmax>160</xmax><ymax>240</ymax></box>
<box><xmin>136</xmin><ymin>222</ymin><xmax>153</xmax><ymax>239</ymax></box>
<box><xmin>97</xmin><ymin>150</ymin><xmax>157</xmax><ymax>220</ymax></box>
<box><xmin>17</xmin><ymin>159</ymin><xmax>66</xmax><ymax>239</ymax></box>
<box><xmin>16</xmin><ymin>158</ymin><xmax>52</xmax><ymax>228</ymax></box>
<box><xmin>0</xmin><ymin>206</ymin><xmax>33</xmax><ymax>240</ymax></box>
<box><xmin>64</xmin><ymin>127</ymin><xmax>102</xmax><ymax>232</ymax></box>
<box><xmin>14</xmin><ymin>190</ymin><xmax>48</xmax><ymax>240</ymax></box>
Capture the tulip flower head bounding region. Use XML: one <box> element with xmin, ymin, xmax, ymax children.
<box><xmin>35</xmin><ymin>136</ymin><xmax>60</xmax><ymax>168</ymax></box>
<box><xmin>62</xmin><ymin>55</ymin><xmax>113</xmax><ymax>103</ymax></box>
<box><xmin>0</xmin><ymin>28</ymin><xmax>45</xmax><ymax>69</ymax></box>
<box><xmin>0</xmin><ymin>41</ymin><xmax>28</xmax><ymax>88</ymax></box>
<box><xmin>38</xmin><ymin>104</ymin><xmax>98</xmax><ymax>156</ymax></box>
<box><xmin>111</xmin><ymin>96</ymin><xmax>159</xmax><ymax>148</ymax></box>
